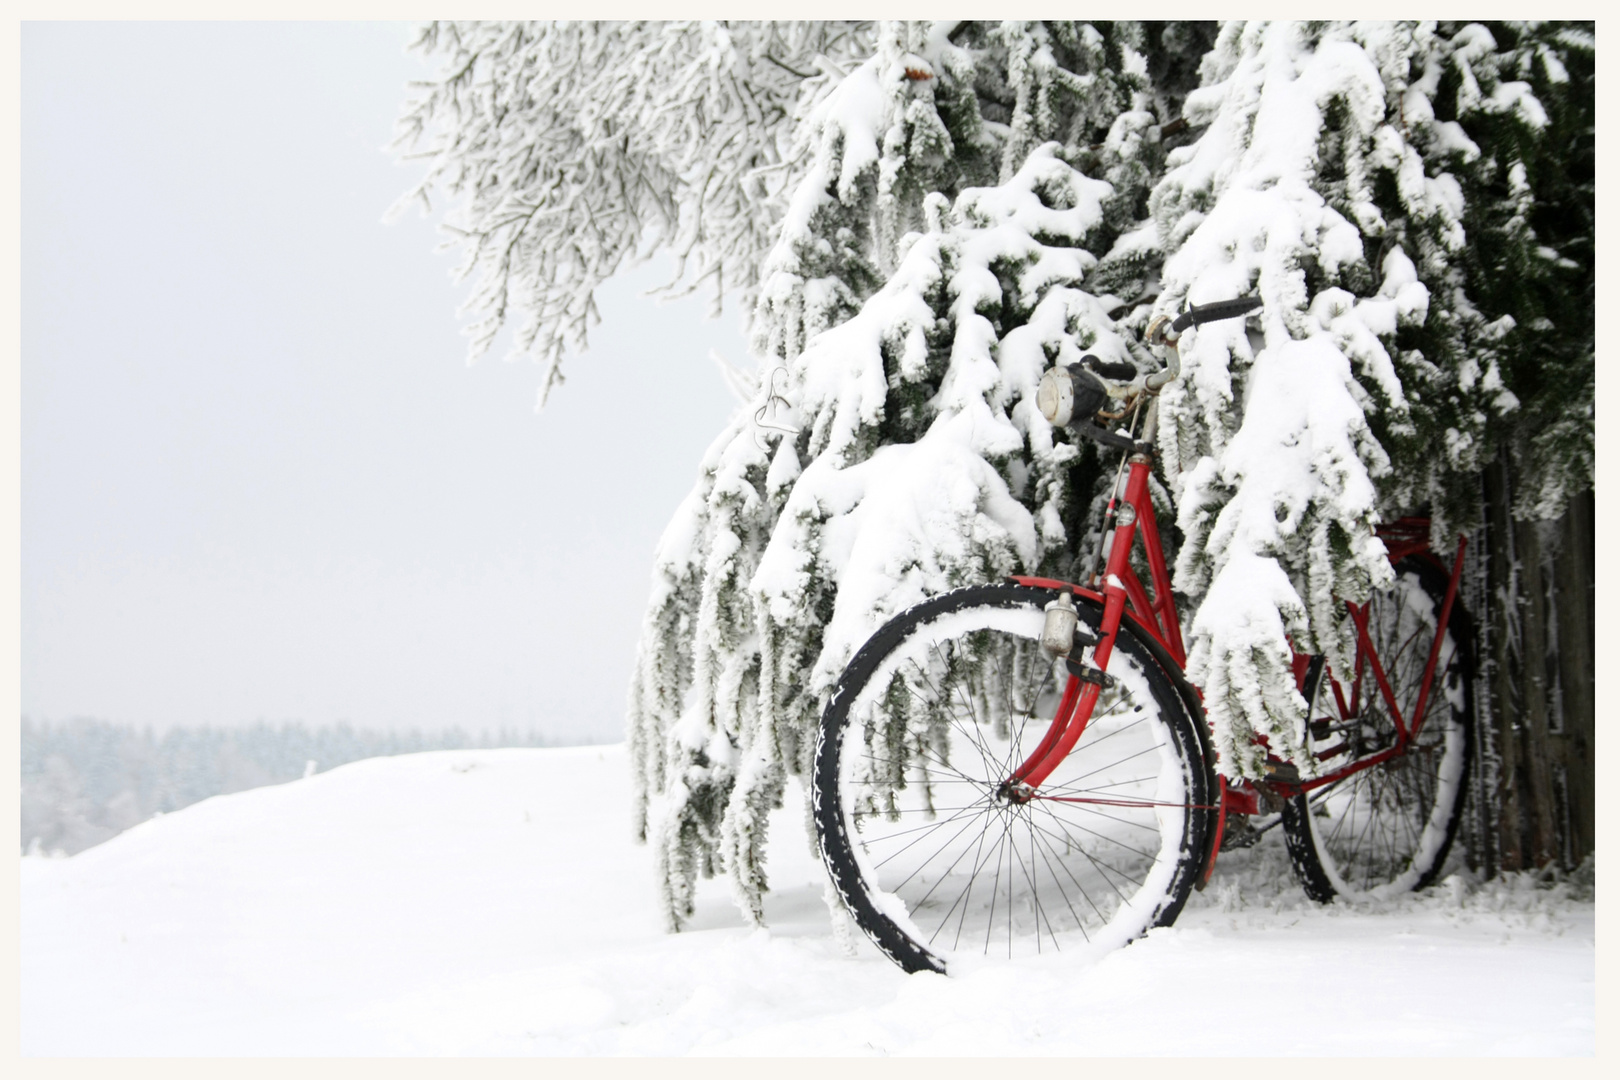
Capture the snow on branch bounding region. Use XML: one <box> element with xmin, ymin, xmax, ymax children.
<box><xmin>633</xmin><ymin>132</ymin><xmax>1128</xmax><ymax>928</ymax></box>
<box><xmin>391</xmin><ymin>21</ymin><xmax>875</xmax><ymax>403</ymax></box>
<box><xmin>1151</xmin><ymin>22</ymin><xmax>1428</xmax><ymax>778</ymax></box>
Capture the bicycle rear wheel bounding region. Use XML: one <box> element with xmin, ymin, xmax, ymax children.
<box><xmin>1282</xmin><ymin>558</ymin><xmax>1474</xmax><ymax>901</ymax></box>
<box><xmin>813</xmin><ymin>584</ymin><xmax>1214</xmax><ymax>974</ymax></box>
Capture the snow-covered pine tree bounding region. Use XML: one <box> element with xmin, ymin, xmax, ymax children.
<box><xmin>1143</xmin><ymin>20</ymin><xmax>1557</xmax><ymax>780</ymax></box>
<box><xmin>1140</xmin><ymin>19</ymin><xmax>1590</xmax><ymax>798</ymax></box>
<box><xmin>628</xmin><ymin>20</ymin><xmax>1216</xmax><ymax>929</ymax></box>
<box><xmin>1412</xmin><ymin>22</ymin><xmax>1595</xmax><ymax>872</ymax></box>
<box><xmin>390</xmin><ymin>21</ymin><xmax>875</xmax><ymax>404</ymax></box>
<box><xmin>1426</xmin><ymin>21</ymin><xmax>1594</xmax><ymax>520</ymax></box>
<box><xmin>1342</xmin><ymin>21</ymin><xmax>1593</xmax><ymax>539</ymax></box>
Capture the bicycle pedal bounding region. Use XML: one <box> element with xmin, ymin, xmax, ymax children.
<box><xmin>1219</xmin><ymin>816</ymin><xmax>1263</xmax><ymax>851</ymax></box>
<box><xmin>1263</xmin><ymin>761</ymin><xmax>1301</xmax><ymax>784</ymax></box>
<box><xmin>1063</xmin><ymin>655</ymin><xmax>1115</xmax><ymax>689</ymax></box>
<box><xmin>1308</xmin><ymin>719</ymin><xmax>1337</xmax><ymax>741</ymax></box>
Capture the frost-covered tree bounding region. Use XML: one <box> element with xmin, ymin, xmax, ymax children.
<box><xmin>390</xmin><ymin>20</ymin><xmax>875</xmax><ymax>403</ymax></box>
<box><xmin>396</xmin><ymin>19</ymin><xmax>1593</xmax><ymax>922</ymax></box>
<box><xmin>625</xmin><ymin>20</ymin><xmax>1213</xmax><ymax>928</ymax></box>
<box><xmin>1144</xmin><ymin>21</ymin><xmax>1516</xmax><ymax>779</ymax></box>
<box><xmin>1115</xmin><ymin>20</ymin><xmax>1590</xmax><ymax>784</ymax></box>
<box><xmin>1404</xmin><ymin>21</ymin><xmax>1595</xmax><ymax>872</ymax></box>
<box><xmin>1426</xmin><ymin>21</ymin><xmax>1594</xmax><ymax>521</ymax></box>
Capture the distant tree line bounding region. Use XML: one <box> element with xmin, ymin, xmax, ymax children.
<box><xmin>21</xmin><ymin>717</ymin><xmax>566</xmax><ymax>855</ymax></box>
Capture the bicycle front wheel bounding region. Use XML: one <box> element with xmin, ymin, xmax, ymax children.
<box><xmin>1282</xmin><ymin>558</ymin><xmax>1475</xmax><ymax>901</ymax></box>
<box><xmin>813</xmin><ymin>584</ymin><xmax>1214</xmax><ymax>974</ymax></box>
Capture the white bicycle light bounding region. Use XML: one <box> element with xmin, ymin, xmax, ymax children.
<box><xmin>1036</xmin><ymin>367</ymin><xmax>1074</xmax><ymax>426</ymax></box>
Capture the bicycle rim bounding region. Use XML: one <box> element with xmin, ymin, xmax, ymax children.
<box><xmin>815</xmin><ymin>586</ymin><xmax>1210</xmax><ymax>972</ymax></box>
<box><xmin>1289</xmin><ymin>567</ymin><xmax>1472</xmax><ymax>900</ymax></box>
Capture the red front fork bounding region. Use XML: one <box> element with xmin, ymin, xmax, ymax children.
<box><xmin>1010</xmin><ymin>458</ymin><xmax>1151</xmax><ymax>790</ymax></box>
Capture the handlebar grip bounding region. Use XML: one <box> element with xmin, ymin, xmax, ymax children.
<box><xmin>1170</xmin><ymin>296</ymin><xmax>1263</xmax><ymax>332</ymax></box>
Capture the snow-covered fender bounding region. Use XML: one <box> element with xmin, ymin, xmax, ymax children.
<box><xmin>1007</xmin><ymin>575</ymin><xmax>1222</xmax><ymax>882</ymax></box>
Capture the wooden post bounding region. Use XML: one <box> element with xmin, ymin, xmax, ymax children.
<box><xmin>1483</xmin><ymin>453</ymin><xmax>1523</xmax><ymax>872</ymax></box>
<box><xmin>1461</xmin><ymin>521</ymin><xmax>1498</xmax><ymax>877</ymax></box>
<box><xmin>1552</xmin><ymin>489</ymin><xmax>1595</xmax><ymax>865</ymax></box>
<box><xmin>1513</xmin><ymin>513</ymin><xmax>1560</xmax><ymax>868</ymax></box>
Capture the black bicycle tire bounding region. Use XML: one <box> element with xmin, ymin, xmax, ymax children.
<box><xmin>812</xmin><ymin>583</ymin><xmax>1215</xmax><ymax>974</ymax></box>
<box><xmin>1282</xmin><ymin>557</ymin><xmax>1475</xmax><ymax>902</ymax></box>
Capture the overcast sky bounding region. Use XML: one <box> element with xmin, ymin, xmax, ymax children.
<box><xmin>22</xmin><ymin>22</ymin><xmax>750</xmax><ymax>741</ymax></box>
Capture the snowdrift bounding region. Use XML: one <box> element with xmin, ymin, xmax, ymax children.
<box><xmin>22</xmin><ymin>745</ymin><xmax>1592</xmax><ymax>1055</ymax></box>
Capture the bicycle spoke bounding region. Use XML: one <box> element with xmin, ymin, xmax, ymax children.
<box><xmin>897</xmin><ymin>675</ymin><xmax>999</xmax><ymax>783</ymax></box>
<box><xmin>1028</xmin><ymin>801</ymin><xmax>1160</xmax><ymax>864</ymax></box>
<box><xmin>881</xmin><ymin>799</ymin><xmax>999</xmax><ymax>889</ymax></box>
<box><xmin>939</xmin><ymin>824</ymin><xmax>995</xmax><ymax>951</ymax></box>
<box><xmin>924</xmin><ymin>646</ymin><xmax>1004</xmax><ymax>774</ymax></box>
<box><xmin>1027</xmin><ymin>804</ymin><xmax>1148</xmax><ymax>892</ymax></box>
<box><xmin>1039</xmin><ymin>798</ymin><xmax>1167</xmax><ymax>833</ymax></box>
<box><xmin>1027</xmin><ymin>814</ymin><xmax>1091</xmax><ymax>940</ymax></box>
<box><xmin>1036</xmin><ymin>828</ymin><xmax>1109</xmax><ymax>926</ymax></box>
<box><xmin>1066</xmin><ymin>743</ymin><xmax>1160</xmax><ymax>786</ymax></box>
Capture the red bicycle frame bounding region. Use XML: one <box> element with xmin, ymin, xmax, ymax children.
<box><xmin>1004</xmin><ymin>446</ymin><xmax>1467</xmax><ymax>882</ymax></box>
<box><xmin>1287</xmin><ymin>532</ymin><xmax>1467</xmax><ymax>797</ymax></box>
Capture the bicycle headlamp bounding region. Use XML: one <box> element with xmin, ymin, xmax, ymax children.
<box><xmin>1036</xmin><ymin>367</ymin><xmax>1074</xmax><ymax>426</ymax></box>
<box><xmin>1036</xmin><ymin>363</ymin><xmax>1108</xmax><ymax>428</ymax></box>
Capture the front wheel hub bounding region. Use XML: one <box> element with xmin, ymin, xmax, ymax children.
<box><xmin>996</xmin><ymin>780</ymin><xmax>1035</xmax><ymax>805</ymax></box>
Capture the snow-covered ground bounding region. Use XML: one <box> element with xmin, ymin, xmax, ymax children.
<box><xmin>21</xmin><ymin>744</ymin><xmax>1594</xmax><ymax>1056</ymax></box>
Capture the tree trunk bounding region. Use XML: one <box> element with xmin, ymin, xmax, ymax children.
<box><xmin>1552</xmin><ymin>489</ymin><xmax>1595</xmax><ymax>865</ymax></box>
<box><xmin>1512</xmin><ymin>512</ymin><xmax>1559</xmax><ymax>868</ymax></box>
<box><xmin>1482</xmin><ymin>454</ymin><xmax>1523</xmax><ymax>872</ymax></box>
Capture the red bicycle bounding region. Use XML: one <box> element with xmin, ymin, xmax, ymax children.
<box><xmin>813</xmin><ymin>299</ymin><xmax>1475</xmax><ymax>974</ymax></box>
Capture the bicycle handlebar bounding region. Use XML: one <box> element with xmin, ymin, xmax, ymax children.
<box><xmin>1170</xmin><ymin>296</ymin><xmax>1263</xmax><ymax>332</ymax></box>
<box><xmin>1038</xmin><ymin>295</ymin><xmax>1262</xmax><ymax>444</ymax></box>
<box><xmin>1144</xmin><ymin>295</ymin><xmax>1262</xmax><ymax>390</ymax></box>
